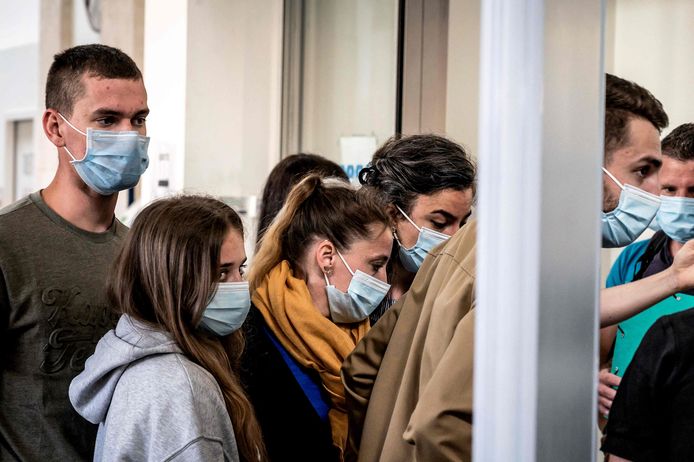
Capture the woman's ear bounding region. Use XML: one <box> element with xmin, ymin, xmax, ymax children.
<box><xmin>385</xmin><ymin>203</ymin><xmax>399</xmax><ymax>222</ymax></box>
<box><xmin>315</xmin><ymin>239</ymin><xmax>336</xmax><ymax>275</ymax></box>
<box><xmin>387</xmin><ymin>204</ymin><xmax>405</xmax><ymax>238</ymax></box>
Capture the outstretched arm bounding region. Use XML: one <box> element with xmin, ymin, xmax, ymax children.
<box><xmin>600</xmin><ymin>239</ymin><xmax>694</xmax><ymax>327</ymax></box>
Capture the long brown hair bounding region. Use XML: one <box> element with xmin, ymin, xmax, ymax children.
<box><xmin>108</xmin><ymin>195</ymin><xmax>266</xmax><ymax>461</ymax></box>
<box><xmin>249</xmin><ymin>174</ymin><xmax>390</xmax><ymax>291</ymax></box>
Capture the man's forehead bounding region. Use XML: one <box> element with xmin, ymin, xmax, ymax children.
<box><xmin>609</xmin><ymin>148</ymin><xmax>662</xmax><ymax>169</ymax></box>
<box><xmin>81</xmin><ymin>75</ymin><xmax>145</xmax><ymax>94</ymax></box>
<box><xmin>75</xmin><ymin>75</ymin><xmax>147</xmax><ymax>111</ymax></box>
<box><xmin>661</xmin><ymin>157</ymin><xmax>694</xmax><ymax>175</ymax></box>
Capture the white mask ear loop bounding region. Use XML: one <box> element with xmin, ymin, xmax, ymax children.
<box><xmin>602</xmin><ymin>167</ymin><xmax>624</xmax><ymax>189</ymax></box>
<box><xmin>57</xmin><ymin>112</ymin><xmax>87</xmax><ymax>162</ymax></box>
<box><xmin>394</xmin><ymin>204</ymin><xmax>422</xmax><ymax>232</ymax></box>
<box><xmin>335</xmin><ymin>250</ymin><xmax>355</xmax><ymax>276</ymax></box>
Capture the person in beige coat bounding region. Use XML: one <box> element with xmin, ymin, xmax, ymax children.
<box><xmin>341</xmin><ymin>218</ymin><xmax>477</xmax><ymax>462</ymax></box>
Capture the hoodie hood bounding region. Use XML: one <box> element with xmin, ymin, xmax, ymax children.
<box><xmin>69</xmin><ymin>314</ymin><xmax>182</xmax><ymax>424</ymax></box>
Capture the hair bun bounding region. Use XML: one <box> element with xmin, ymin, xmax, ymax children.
<box><xmin>358</xmin><ymin>165</ymin><xmax>376</xmax><ymax>186</ymax></box>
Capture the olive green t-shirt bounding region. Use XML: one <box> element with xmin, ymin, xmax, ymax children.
<box><xmin>0</xmin><ymin>191</ymin><xmax>127</xmax><ymax>461</ymax></box>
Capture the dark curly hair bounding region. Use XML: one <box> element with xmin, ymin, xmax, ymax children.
<box><xmin>358</xmin><ymin>134</ymin><xmax>476</xmax><ymax>214</ymax></box>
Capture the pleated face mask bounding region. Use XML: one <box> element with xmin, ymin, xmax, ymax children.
<box><xmin>394</xmin><ymin>204</ymin><xmax>450</xmax><ymax>272</ymax></box>
<box><xmin>199</xmin><ymin>282</ymin><xmax>251</xmax><ymax>336</ymax></box>
<box><xmin>601</xmin><ymin>167</ymin><xmax>661</xmax><ymax>248</ymax></box>
<box><xmin>324</xmin><ymin>250</ymin><xmax>391</xmax><ymax>324</ymax></box>
<box><xmin>656</xmin><ymin>195</ymin><xmax>694</xmax><ymax>243</ymax></box>
<box><xmin>58</xmin><ymin>113</ymin><xmax>150</xmax><ymax>195</ymax></box>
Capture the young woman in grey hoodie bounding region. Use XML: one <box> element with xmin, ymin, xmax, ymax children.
<box><xmin>69</xmin><ymin>196</ymin><xmax>267</xmax><ymax>462</ymax></box>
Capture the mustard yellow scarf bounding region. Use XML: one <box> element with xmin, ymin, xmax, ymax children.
<box><xmin>252</xmin><ymin>261</ymin><xmax>369</xmax><ymax>459</ymax></box>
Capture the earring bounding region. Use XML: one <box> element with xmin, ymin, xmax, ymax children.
<box><xmin>323</xmin><ymin>266</ymin><xmax>333</xmax><ymax>276</ymax></box>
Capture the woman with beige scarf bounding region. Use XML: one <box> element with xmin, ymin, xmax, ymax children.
<box><xmin>241</xmin><ymin>175</ymin><xmax>393</xmax><ymax>461</ymax></box>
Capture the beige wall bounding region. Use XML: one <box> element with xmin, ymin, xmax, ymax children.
<box><xmin>300</xmin><ymin>0</ymin><xmax>398</xmax><ymax>163</ymax></box>
<box><xmin>184</xmin><ymin>0</ymin><xmax>283</xmax><ymax>198</ymax></box>
<box><xmin>445</xmin><ymin>0</ymin><xmax>480</xmax><ymax>158</ymax></box>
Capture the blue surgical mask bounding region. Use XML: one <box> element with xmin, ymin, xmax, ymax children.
<box><xmin>324</xmin><ymin>250</ymin><xmax>391</xmax><ymax>324</ymax></box>
<box><xmin>394</xmin><ymin>205</ymin><xmax>450</xmax><ymax>272</ymax></box>
<box><xmin>656</xmin><ymin>195</ymin><xmax>694</xmax><ymax>243</ymax></box>
<box><xmin>199</xmin><ymin>282</ymin><xmax>251</xmax><ymax>336</ymax></box>
<box><xmin>58</xmin><ymin>113</ymin><xmax>150</xmax><ymax>195</ymax></box>
<box><xmin>601</xmin><ymin>168</ymin><xmax>661</xmax><ymax>248</ymax></box>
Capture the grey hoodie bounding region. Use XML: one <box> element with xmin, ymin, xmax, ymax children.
<box><xmin>69</xmin><ymin>315</ymin><xmax>240</xmax><ymax>462</ymax></box>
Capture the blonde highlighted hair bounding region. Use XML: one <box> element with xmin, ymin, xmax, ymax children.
<box><xmin>249</xmin><ymin>174</ymin><xmax>391</xmax><ymax>291</ymax></box>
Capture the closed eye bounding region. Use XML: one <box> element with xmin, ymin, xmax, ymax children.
<box><xmin>370</xmin><ymin>257</ymin><xmax>388</xmax><ymax>273</ymax></box>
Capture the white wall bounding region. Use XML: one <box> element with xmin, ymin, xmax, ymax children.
<box><xmin>142</xmin><ymin>0</ymin><xmax>188</xmax><ymax>206</ymax></box>
<box><xmin>0</xmin><ymin>0</ymin><xmax>39</xmax><ymax>207</ymax></box>
<box><xmin>72</xmin><ymin>0</ymin><xmax>100</xmax><ymax>46</ymax></box>
<box><xmin>612</xmin><ymin>0</ymin><xmax>694</xmax><ymax>134</ymax></box>
<box><xmin>143</xmin><ymin>0</ymin><xmax>283</xmax><ymax>202</ymax></box>
<box><xmin>0</xmin><ymin>44</ymin><xmax>39</xmax><ymax>207</ymax></box>
<box><xmin>0</xmin><ymin>0</ymin><xmax>39</xmax><ymax>49</ymax></box>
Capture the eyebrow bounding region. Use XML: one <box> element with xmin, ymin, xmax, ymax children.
<box><xmin>92</xmin><ymin>107</ymin><xmax>150</xmax><ymax>118</ymax></box>
<box><xmin>429</xmin><ymin>209</ymin><xmax>456</xmax><ymax>221</ymax></box>
<box><xmin>220</xmin><ymin>257</ymin><xmax>247</xmax><ymax>268</ymax></box>
<box><xmin>369</xmin><ymin>254</ymin><xmax>390</xmax><ymax>262</ymax></box>
<box><xmin>642</xmin><ymin>156</ymin><xmax>662</xmax><ymax>168</ymax></box>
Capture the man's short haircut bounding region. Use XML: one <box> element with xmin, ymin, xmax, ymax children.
<box><xmin>605</xmin><ymin>73</ymin><xmax>669</xmax><ymax>163</ymax></box>
<box><xmin>662</xmin><ymin>123</ymin><xmax>694</xmax><ymax>162</ymax></box>
<box><xmin>45</xmin><ymin>44</ymin><xmax>142</xmax><ymax>117</ymax></box>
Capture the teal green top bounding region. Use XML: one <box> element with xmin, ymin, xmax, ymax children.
<box><xmin>608</xmin><ymin>238</ymin><xmax>694</xmax><ymax>377</ymax></box>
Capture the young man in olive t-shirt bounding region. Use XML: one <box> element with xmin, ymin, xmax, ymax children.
<box><xmin>0</xmin><ymin>44</ymin><xmax>149</xmax><ymax>461</ymax></box>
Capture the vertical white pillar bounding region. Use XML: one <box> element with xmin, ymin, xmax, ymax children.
<box><xmin>474</xmin><ymin>0</ymin><xmax>604</xmax><ymax>461</ymax></box>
